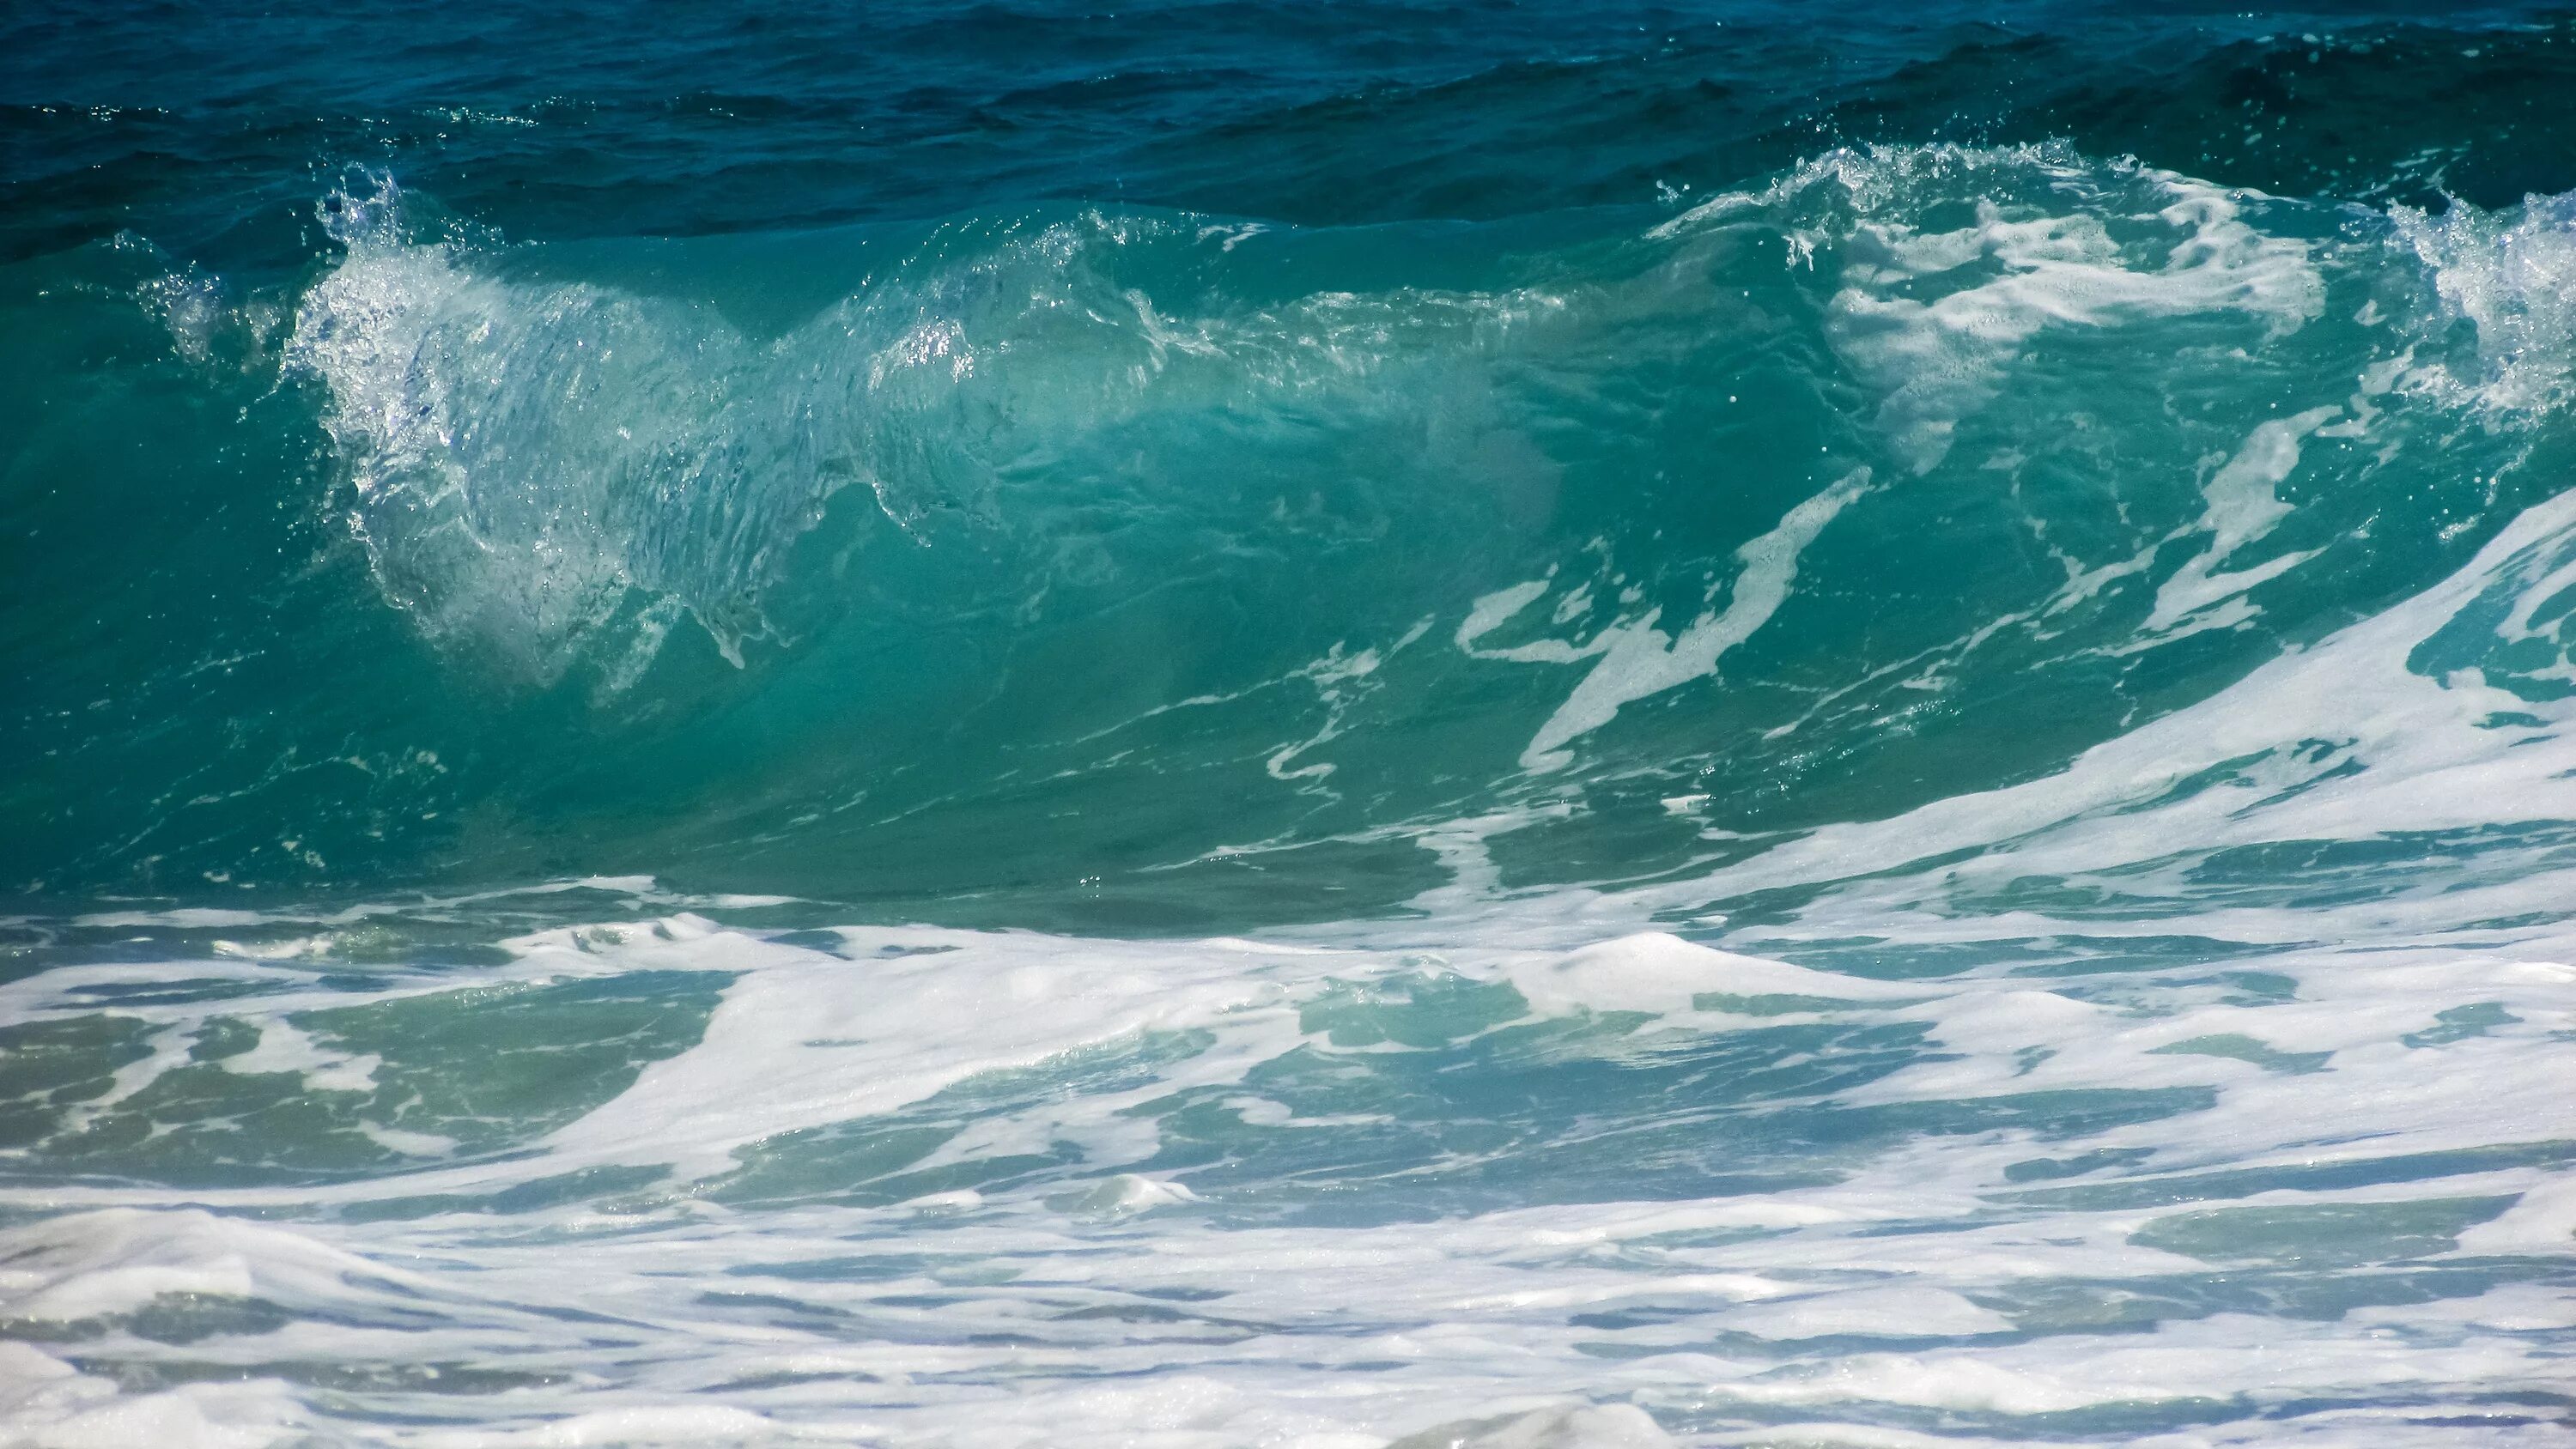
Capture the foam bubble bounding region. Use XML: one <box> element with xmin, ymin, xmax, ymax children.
<box><xmin>1514</xmin><ymin>469</ymin><xmax>1872</xmax><ymax>772</ymax></box>
<box><xmin>2393</xmin><ymin>186</ymin><xmax>2576</xmax><ymax>416</ymax></box>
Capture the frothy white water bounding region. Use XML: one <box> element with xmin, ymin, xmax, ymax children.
<box><xmin>286</xmin><ymin>175</ymin><xmax>842</xmax><ymax>679</ymax></box>
<box><xmin>1505</xmin><ymin>468</ymin><xmax>1875</xmax><ymax>773</ymax></box>
<box><xmin>1</xmin><ymin>830</ymin><xmax>2569</xmax><ymax>1446</ymax></box>
<box><xmin>10</xmin><ymin>470</ymin><xmax>2576</xmax><ymax>1445</ymax></box>
<box><xmin>2395</xmin><ymin>186</ymin><xmax>2576</xmax><ymax>417</ymax></box>
<box><xmin>283</xmin><ymin>176</ymin><xmax>1577</xmax><ymax>688</ymax></box>
<box><xmin>20</xmin><ymin>155</ymin><xmax>2576</xmax><ymax>1449</ymax></box>
<box><xmin>1657</xmin><ymin>144</ymin><xmax>2324</xmax><ymax>474</ymax></box>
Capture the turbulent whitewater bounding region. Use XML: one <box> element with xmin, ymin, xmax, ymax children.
<box><xmin>3</xmin><ymin>4</ymin><xmax>2575</xmax><ymax>1446</ymax></box>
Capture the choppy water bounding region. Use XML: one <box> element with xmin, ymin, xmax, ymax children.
<box><xmin>5</xmin><ymin>4</ymin><xmax>2576</xmax><ymax>1445</ymax></box>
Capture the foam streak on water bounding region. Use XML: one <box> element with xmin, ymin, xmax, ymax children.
<box><xmin>7</xmin><ymin>482</ymin><xmax>2576</xmax><ymax>1440</ymax></box>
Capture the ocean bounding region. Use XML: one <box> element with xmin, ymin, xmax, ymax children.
<box><xmin>3</xmin><ymin>3</ymin><xmax>2574</xmax><ymax>1444</ymax></box>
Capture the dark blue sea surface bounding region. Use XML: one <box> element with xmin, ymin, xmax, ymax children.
<box><xmin>3</xmin><ymin>4</ymin><xmax>2574</xmax><ymax>1446</ymax></box>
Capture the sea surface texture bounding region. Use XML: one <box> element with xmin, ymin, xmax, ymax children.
<box><xmin>6</xmin><ymin>3</ymin><xmax>2576</xmax><ymax>1445</ymax></box>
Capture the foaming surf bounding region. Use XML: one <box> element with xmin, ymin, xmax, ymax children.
<box><xmin>10</xmin><ymin>466</ymin><xmax>2576</xmax><ymax>1440</ymax></box>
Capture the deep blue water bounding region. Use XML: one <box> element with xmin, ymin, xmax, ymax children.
<box><xmin>3</xmin><ymin>4</ymin><xmax>2575</xmax><ymax>1446</ymax></box>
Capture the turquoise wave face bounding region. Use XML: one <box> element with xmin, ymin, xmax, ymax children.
<box><xmin>7</xmin><ymin>7</ymin><xmax>2576</xmax><ymax>1447</ymax></box>
<box><xmin>10</xmin><ymin>142</ymin><xmax>2573</xmax><ymax>925</ymax></box>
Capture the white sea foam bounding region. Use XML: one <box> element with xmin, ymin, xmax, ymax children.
<box><xmin>287</xmin><ymin>176</ymin><xmax>812</xmax><ymax>679</ymax></box>
<box><xmin>1</xmin><ymin>859</ymin><xmax>2567</xmax><ymax>1446</ymax></box>
<box><xmin>1656</xmin><ymin>145</ymin><xmax>2324</xmax><ymax>474</ymax></box>
<box><xmin>284</xmin><ymin>179</ymin><xmax>1575</xmax><ymax>689</ymax></box>
<box><xmin>2393</xmin><ymin>187</ymin><xmax>2576</xmax><ymax>416</ymax></box>
<box><xmin>1508</xmin><ymin>469</ymin><xmax>1873</xmax><ymax>772</ymax></box>
<box><xmin>17</xmin><ymin>156</ymin><xmax>2576</xmax><ymax>1449</ymax></box>
<box><xmin>0</xmin><ymin>1343</ymin><xmax>301</xmax><ymax>1449</ymax></box>
<box><xmin>2139</xmin><ymin>405</ymin><xmax>2342</xmax><ymax>636</ymax></box>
